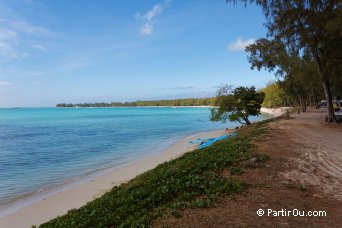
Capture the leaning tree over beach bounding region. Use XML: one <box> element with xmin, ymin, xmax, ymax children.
<box><xmin>210</xmin><ymin>85</ymin><xmax>265</xmax><ymax>125</ymax></box>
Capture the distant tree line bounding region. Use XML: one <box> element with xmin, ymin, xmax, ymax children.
<box><xmin>56</xmin><ymin>98</ymin><xmax>216</xmax><ymax>107</ymax></box>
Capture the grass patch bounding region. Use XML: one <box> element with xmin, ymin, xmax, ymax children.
<box><xmin>40</xmin><ymin>117</ymin><xmax>278</xmax><ymax>228</ymax></box>
<box><xmin>230</xmin><ymin>166</ymin><xmax>243</xmax><ymax>175</ymax></box>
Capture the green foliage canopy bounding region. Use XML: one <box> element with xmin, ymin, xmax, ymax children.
<box><xmin>261</xmin><ymin>82</ymin><xmax>288</xmax><ymax>108</ymax></box>
<box><xmin>211</xmin><ymin>86</ymin><xmax>265</xmax><ymax>125</ymax></box>
<box><xmin>233</xmin><ymin>0</ymin><xmax>341</xmax><ymax>119</ymax></box>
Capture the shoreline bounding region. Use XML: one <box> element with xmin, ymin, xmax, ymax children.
<box><xmin>55</xmin><ymin>106</ymin><xmax>214</xmax><ymax>108</ymax></box>
<box><xmin>0</xmin><ymin>132</ymin><xmax>182</xmax><ymax>211</ymax></box>
<box><xmin>0</xmin><ymin>107</ymin><xmax>287</xmax><ymax>227</ymax></box>
<box><xmin>0</xmin><ymin>129</ymin><xmax>227</xmax><ymax>227</ymax></box>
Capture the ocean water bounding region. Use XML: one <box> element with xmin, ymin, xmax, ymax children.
<box><xmin>0</xmin><ymin>107</ymin><xmax>269</xmax><ymax>207</ymax></box>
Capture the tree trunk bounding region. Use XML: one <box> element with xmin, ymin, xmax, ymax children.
<box><xmin>310</xmin><ymin>47</ymin><xmax>337</xmax><ymax>122</ymax></box>
<box><xmin>301</xmin><ymin>96</ymin><xmax>306</xmax><ymax>112</ymax></box>
<box><xmin>294</xmin><ymin>13</ymin><xmax>337</xmax><ymax>122</ymax></box>
<box><xmin>322</xmin><ymin>80</ymin><xmax>337</xmax><ymax>123</ymax></box>
<box><xmin>243</xmin><ymin>117</ymin><xmax>251</xmax><ymax>125</ymax></box>
<box><xmin>309</xmin><ymin>91</ymin><xmax>313</xmax><ymax>108</ymax></box>
<box><xmin>293</xmin><ymin>85</ymin><xmax>305</xmax><ymax>112</ymax></box>
<box><xmin>312</xmin><ymin>89</ymin><xmax>319</xmax><ymax>109</ymax></box>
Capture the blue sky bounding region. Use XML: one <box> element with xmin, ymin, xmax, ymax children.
<box><xmin>0</xmin><ymin>0</ymin><xmax>274</xmax><ymax>107</ymax></box>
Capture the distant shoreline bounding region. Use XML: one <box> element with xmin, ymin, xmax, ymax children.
<box><xmin>56</xmin><ymin>105</ymin><xmax>214</xmax><ymax>108</ymax></box>
<box><xmin>0</xmin><ymin>106</ymin><xmax>214</xmax><ymax>109</ymax></box>
<box><xmin>55</xmin><ymin>98</ymin><xmax>215</xmax><ymax>108</ymax></box>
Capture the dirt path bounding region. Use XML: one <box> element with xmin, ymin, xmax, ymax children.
<box><xmin>154</xmin><ymin>109</ymin><xmax>342</xmax><ymax>227</ymax></box>
<box><xmin>272</xmin><ymin>109</ymin><xmax>342</xmax><ymax>200</ymax></box>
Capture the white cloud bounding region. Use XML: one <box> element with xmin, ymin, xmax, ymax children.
<box><xmin>227</xmin><ymin>37</ymin><xmax>255</xmax><ymax>51</ymax></box>
<box><xmin>135</xmin><ymin>0</ymin><xmax>172</xmax><ymax>36</ymax></box>
<box><xmin>169</xmin><ymin>86</ymin><xmax>193</xmax><ymax>90</ymax></box>
<box><xmin>155</xmin><ymin>86</ymin><xmax>194</xmax><ymax>91</ymax></box>
<box><xmin>0</xmin><ymin>28</ymin><xmax>18</xmax><ymax>58</ymax></box>
<box><xmin>11</xmin><ymin>20</ymin><xmax>53</xmax><ymax>37</ymax></box>
<box><xmin>0</xmin><ymin>17</ymin><xmax>53</xmax><ymax>61</ymax></box>
<box><xmin>0</xmin><ymin>28</ymin><xmax>17</xmax><ymax>40</ymax></box>
<box><xmin>0</xmin><ymin>31</ymin><xmax>30</xmax><ymax>60</ymax></box>
<box><xmin>30</xmin><ymin>44</ymin><xmax>48</xmax><ymax>51</ymax></box>
<box><xmin>0</xmin><ymin>81</ymin><xmax>13</xmax><ymax>86</ymax></box>
<box><xmin>0</xmin><ymin>68</ymin><xmax>43</xmax><ymax>78</ymax></box>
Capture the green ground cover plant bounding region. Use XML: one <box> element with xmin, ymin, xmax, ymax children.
<box><xmin>40</xmin><ymin>117</ymin><xmax>276</xmax><ymax>228</ymax></box>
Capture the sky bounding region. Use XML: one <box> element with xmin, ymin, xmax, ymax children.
<box><xmin>0</xmin><ymin>0</ymin><xmax>275</xmax><ymax>107</ymax></box>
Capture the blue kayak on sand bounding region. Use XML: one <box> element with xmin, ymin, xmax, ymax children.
<box><xmin>197</xmin><ymin>132</ymin><xmax>237</xmax><ymax>149</ymax></box>
<box><xmin>187</xmin><ymin>137</ymin><xmax>209</xmax><ymax>147</ymax></box>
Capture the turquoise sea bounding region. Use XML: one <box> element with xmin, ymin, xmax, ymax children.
<box><xmin>0</xmin><ymin>107</ymin><xmax>270</xmax><ymax>208</ymax></box>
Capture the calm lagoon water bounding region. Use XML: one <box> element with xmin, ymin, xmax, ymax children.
<box><xmin>0</xmin><ymin>107</ymin><xmax>270</xmax><ymax>206</ymax></box>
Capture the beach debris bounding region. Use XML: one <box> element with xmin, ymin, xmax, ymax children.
<box><xmin>197</xmin><ymin>132</ymin><xmax>237</xmax><ymax>149</ymax></box>
<box><xmin>187</xmin><ymin>131</ymin><xmax>238</xmax><ymax>149</ymax></box>
<box><xmin>186</xmin><ymin>137</ymin><xmax>209</xmax><ymax>147</ymax></box>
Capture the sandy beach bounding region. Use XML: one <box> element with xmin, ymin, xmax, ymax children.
<box><xmin>0</xmin><ymin>108</ymin><xmax>287</xmax><ymax>228</ymax></box>
<box><xmin>0</xmin><ymin>129</ymin><xmax>227</xmax><ymax>228</ymax></box>
<box><xmin>260</xmin><ymin>107</ymin><xmax>290</xmax><ymax>117</ymax></box>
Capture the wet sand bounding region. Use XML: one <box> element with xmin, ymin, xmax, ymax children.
<box><xmin>0</xmin><ymin>129</ymin><xmax>226</xmax><ymax>228</ymax></box>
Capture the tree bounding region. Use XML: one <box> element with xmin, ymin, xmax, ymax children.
<box><xmin>246</xmin><ymin>38</ymin><xmax>306</xmax><ymax>112</ymax></box>
<box><xmin>262</xmin><ymin>82</ymin><xmax>289</xmax><ymax>108</ymax></box>
<box><xmin>211</xmin><ymin>85</ymin><xmax>265</xmax><ymax>125</ymax></box>
<box><xmin>227</xmin><ymin>0</ymin><xmax>341</xmax><ymax>122</ymax></box>
<box><xmin>246</xmin><ymin>39</ymin><xmax>323</xmax><ymax>112</ymax></box>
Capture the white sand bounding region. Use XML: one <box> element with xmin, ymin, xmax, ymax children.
<box><xmin>0</xmin><ymin>129</ymin><xmax>226</xmax><ymax>228</ymax></box>
<box><xmin>260</xmin><ymin>107</ymin><xmax>290</xmax><ymax>117</ymax></box>
<box><xmin>0</xmin><ymin>107</ymin><xmax>289</xmax><ymax>228</ymax></box>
